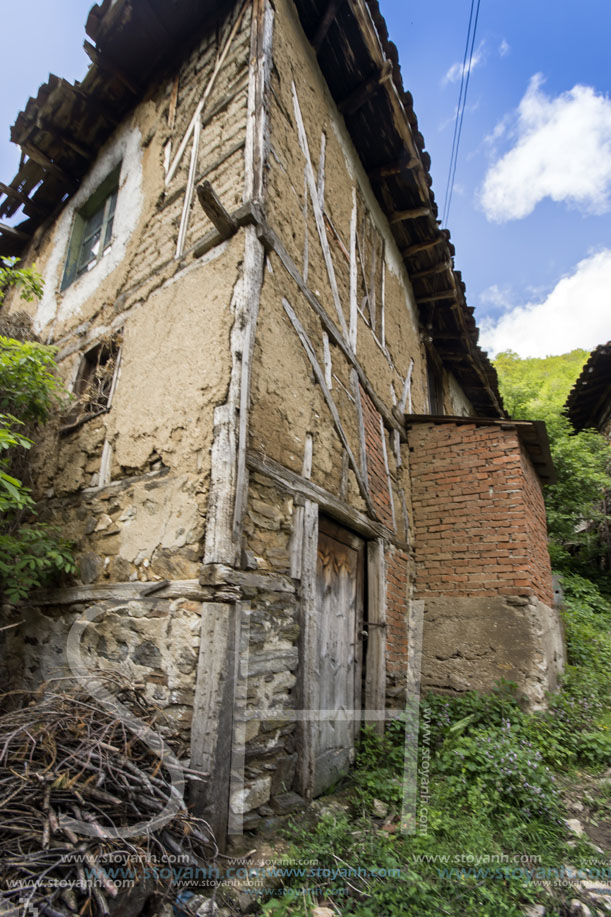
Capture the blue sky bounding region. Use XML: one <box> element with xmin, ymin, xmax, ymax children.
<box><xmin>1</xmin><ymin>0</ymin><xmax>610</xmax><ymax>357</ymax></box>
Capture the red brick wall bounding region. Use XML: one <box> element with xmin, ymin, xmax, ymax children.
<box><xmin>408</xmin><ymin>422</ymin><xmax>554</xmax><ymax>607</ymax></box>
<box><xmin>520</xmin><ymin>446</ymin><xmax>554</xmax><ymax>604</ymax></box>
<box><xmin>385</xmin><ymin>546</ymin><xmax>410</xmax><ymax>679</ymax></box>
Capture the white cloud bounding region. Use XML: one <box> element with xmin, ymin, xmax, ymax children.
<box><xmin>443</xmin><ymin>41</ymin><xmax>485</xmax><ymax>85</ymax></box>
<box><xmin>480</xmin><ymin>75</ymin><xmax>611</xmax><ymax>222</ymax></box>
<box><xmin>479</xmin><ymin>284</ymin><xmax>513</xmax><ymax>313</ymax></box>
<box><xmin>498</xmin><ymin>39</ymin><xmax>510</xmax><ymax>58</ymax></box>
<box><xmin>478</xmin><ymin>249</ymin><xmax>611</xmax><ymax>357</ymax></box>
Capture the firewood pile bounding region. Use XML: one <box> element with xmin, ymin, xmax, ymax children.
<box><xmin>0</xmin><ymin>679</ymin><xmax>215</xmax><ymax>916</ymax></box>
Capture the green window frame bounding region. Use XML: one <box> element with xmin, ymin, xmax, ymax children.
<box><xmin>61</xmin><ymin>165</ymin><xmax>121</xmax><ymax>291</ymax></box>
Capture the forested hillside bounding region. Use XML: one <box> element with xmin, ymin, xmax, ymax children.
<box><xmin>495</xmin><ymin>349</ymin><xmax>611</xmax><ymax>578</ymax></box>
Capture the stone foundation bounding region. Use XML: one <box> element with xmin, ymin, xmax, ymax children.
<box><xmin>420</xmin><ymin>594</ymin><xmax>565</xmax><ymax>708</ymax></box>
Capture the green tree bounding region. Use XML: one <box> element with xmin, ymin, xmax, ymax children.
<box><xmin>494</xmin><ymin>350</ymin><xmax>611</xmax><ymax>577</ymax></box>
<box><xmin>0</xmin><ymin>259</ymin><xmax>74</xmax><ymax>602</ymax></box>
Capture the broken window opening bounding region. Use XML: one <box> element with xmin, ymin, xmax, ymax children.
<box><xmin>61</xmin><ymin>335</ymin><xmax>121</xmax><ymax>434</ymax></box>
<box><xmin>61</xmin><ymin>165</ymin><xmax>121</xmax><ymax>291</ymax></box>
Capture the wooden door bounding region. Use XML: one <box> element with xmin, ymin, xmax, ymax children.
<box><xmin>311</xmin><ymin>517</ymin><xmax>365</xmax><ymax>797</ymax></box>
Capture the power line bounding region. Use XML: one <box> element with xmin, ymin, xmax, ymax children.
<box><xmin>442</xmin><ymin>0</ymin><xmax>482</xmax><ymax>227</ymax></box>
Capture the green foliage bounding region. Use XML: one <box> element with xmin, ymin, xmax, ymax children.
<box><xmin>0</xmin><ymin>525</ymin><xmax>75</xmax><ymax>603</ymax></box>
<box><xmin>436</xmin><ymin>720</ymin><xmax>560</xmax><ymax>821</ymax></box>
<box><xmin>0</xmin><ymin>336</ymin><xmax>63</xmax><ymax>424</ymax></box>
<box><xmin>0</xmin><ymin>257</ymin><xmax>43</xmax><ymax>306</ymax></box>
<box><xmin>0</xmin><ymin>261</ymin><xmax>75</xmax><ymax>602</ymax></box>
<box><xmin>494</xmin><ymin>349</ymin><xmax>611</xmax><ymax>575</ymax></box>
<box><xmin>0</xmin><ymin>415</ymin><xmax>33</xmax><ymax>512</ymax></box>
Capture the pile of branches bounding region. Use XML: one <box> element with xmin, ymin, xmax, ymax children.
<box><xmin>0</xmin><ymin>679</ymin><xmax>215</xmax><ymax>916</ymax></box>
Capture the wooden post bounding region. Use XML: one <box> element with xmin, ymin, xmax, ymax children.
<box><xmin>297</xmin><ymin>500</ymin><xmax>318</xmax><ymax>798</ymax></box>
<box><xmin>189</xmin><ymin>601</ymin><xmax>240</xmax><ymax>840</ymax></box>
<box><xmin>366</xmin><ymin>539</ymin><xmax>386</xmax><ymax>735</ymax></box>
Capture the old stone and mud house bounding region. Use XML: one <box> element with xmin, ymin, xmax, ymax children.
<box><xmin>0</xmin><ymin>0</ymin><xmax>564</xmax><ymax>839</ymax></box>
<box><xmin>566</xmin><ymin>341</ymin><xmax>611</xmax><ymax>440</ymax></box>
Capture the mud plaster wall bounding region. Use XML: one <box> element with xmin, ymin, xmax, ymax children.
<box><xmin>0</xmin><ymin>7</ymin><xmax>255</xmax><ymax>738</ymax></box>
<box><xmin>4</xmin><ymin>6</ymin><xmax>252</xmax><ymax>589</ymax></box>
<box><xmin>249</xmin><ymin>0</ymin><xmax>462</xmax><ymax>533</ymax></box>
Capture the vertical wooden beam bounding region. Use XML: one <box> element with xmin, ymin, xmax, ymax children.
<box><xmin>244</xmin><ymin>0</ymin><xmax>274</xmax><ymax>203</ymax></box>
<box><xmin>317</xmin><ymin>132</ymin><xmax>326</xmax><ymax>207</ymax></box>
<box><xmin>190</xmin><ymin>218</ymin><xmax>265</xmax><ymax>845</ymax></box>
<box><xmin>290</xmin><ymin>433</ymin><xmax>313</xmax><ymax>579</ymax></box>
<box><xmin>303</xmin><ymin>171</ymin><xmax>309</xmax><ymax>282</ymax></box>
<box><xmin>297</xmin><ymin>500</ymin><xmax>319</xmax><ymax>799</ymax></box>
<box><xmin>232</xmin><ymin>226</ymin><xmax>265</xmax><ymax>543</ymax></box>
<box><xmin>189</xmin><ymin>601</ymin><xmax>239</xmax><ymax>841</ymax></box>
<box><xmin>368</xmin><ymin>231</ymin><xmax>378</xmax><ymax>332</ymax></box>
<box><xmin>340</xmin><ymin>450</ymin><xmax>350</xmax><ymax>502</ymax></box>
<box><xmin>366</xmin><ymin>539</ymin><xmax>386</xmax><ymax>735</ymax></box>
<box><xmin>349</xmin><ymin>189</ymin><xmax>358</xmax><ymax>352</ymax></box>
<box><xmin>380</xmin><ymin>248</ymin><xmax>386</xmax><ymax>348</ymax></box>
<box><xmin>322</xmin><ymin>331</ymin><xmax>333</xmax><ymax>389</ymax></box>
<box><xmin>399</xmin><ymin>358</ymin><xmax>415</xmax><ymax>414</ymax></box>
<box><xmin>379</xmin><ymin>416</ymin><xmax>396</xmax><ymax>531</ymax></box>
<box><xmin>352</xmin><ymin>369</ymin><xmax>369</xmax><ymax>494</ymax></box>
<box><xmin>400</xmin><ymin>488</ymin><xmax>410</xmax><ymax>544</ymax></box>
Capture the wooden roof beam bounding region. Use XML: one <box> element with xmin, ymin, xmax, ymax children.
<box><xmin>66</xmin><ymin>82</ymin><xmax>121</xmax><ymax>126</ymax></box>
<box><xmin>338</xmin><ymin>60</ymin><xmax>393</xmax><ymax>117</ymax></box>
<box><xmin>389</xmin><ymin>206</ymin><xmax>431</xmax><ymax>223</ymax></box>
<box><xmin>20</xmin><ymin>143</ymin><xmax>74</xmax><ymax>185</ymax></box>
<box><xmin>403</xmin><ymin>238</ymin><xmax>443</xmax><ymax>258</ymax></box>
<box><xmin>0</xmin><ymin>183</ymin><xmax>48</xmax><ymax>217</ymax></box>
<box><xmin>35</xmin><ymin>120</ymin><xmax>94</xmax><ymax>162</ymax></box>
<box><xmin>0</xmin><ymin>223</ymin><xmax>31</xmax><ymax>241</ymax></box>
<box><xmin>313</xmin><ymin>0</ymin><xmax>347</xmax><ymax>51</ymax></box>
<box><xmin>410</xmin><ymin>261</ymin><xmax>452</xmax><ymax>282</ymax></box>
<box><xmin>83</xmin><ymin>40</ymin><xmax>142</xmax><ymax>96</ymax></box>
<box><xmin>368</xmin><ymin>153</ymin><xmax>420</xmax><ymax>182</ymax></box>
<box><xmin>415</xmin><ymin>289</ymin><xmax>456</xmax><ymax>304</ymax></box>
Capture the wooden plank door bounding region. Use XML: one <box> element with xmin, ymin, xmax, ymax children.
<box><xmin>311</xmin><ymin>517</ymin><xmax>365</xmax><ymax>797</ymax></box>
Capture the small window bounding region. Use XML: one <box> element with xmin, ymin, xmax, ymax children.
<box><xmin>61</xmin><ymin>336</ymin><xmax>121</xmax><ymax>433</ymax></box>
<box><xmin>61</xmin><ymin>166</ymin><xmax>120</xmax><ymax>290</ymax></box>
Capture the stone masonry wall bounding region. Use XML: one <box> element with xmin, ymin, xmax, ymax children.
<box><xmin>408</xmin><ymin>421</ymin><xmax>554</xmax><ymax>606</ymax></box>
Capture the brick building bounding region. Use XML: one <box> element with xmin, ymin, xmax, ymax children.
<box><xmin>0</xmin><ymin>0</ymin><xmax>564</xmax><ymax>839</ymax></box>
